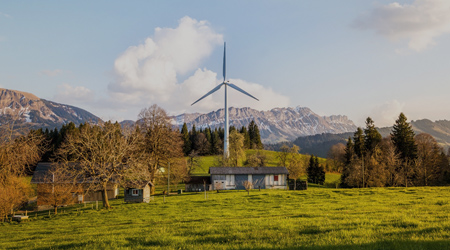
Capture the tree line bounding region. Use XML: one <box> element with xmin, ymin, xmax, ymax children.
<box><xmin>340</xmin><ymin>113</ymin><xmax>450</xmax><ymax>188</ymax></box>
<box><xmin>180</xmin><ymin>120</ymin><xmax>263</xmax><ymax>157</ymax></box>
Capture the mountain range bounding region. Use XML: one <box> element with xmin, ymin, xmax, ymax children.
<box><xmin>0</xmin><ymin>88</ymin><xmax>100</xmax><ymax>130</ymax></box>
<box><xmin>173</xmin><ymin>106</ymin><xmax>357</xmax><ymax>144</ymax></box>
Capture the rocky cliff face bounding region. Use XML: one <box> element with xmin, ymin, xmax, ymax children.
<box><xmin>0</xmin><ymin>88</ymin><xmax>101</xmax><ymax>129</ymax></box>
<box><xmin>174</xmin><ymin>106</ymin><xmax>357</xmax><ymax>143</ymax></box>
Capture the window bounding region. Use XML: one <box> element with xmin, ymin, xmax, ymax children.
<box><xmin>274</xmin><ymin>175</ymin><xmax>279</xmax><ymax>181</ymax></box>
<box><xmin>132</xmin><ymin>189</ymin><xmax>139</xmax><ymax>196</ymax></box>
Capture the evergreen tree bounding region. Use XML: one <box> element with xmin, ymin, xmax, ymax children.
<box><xmin>353</xmin><ymin>127</ymin><xmax>365</xmax><ymax>158</ymax></box>
<box><xmin>211</xmin><ymin>129</ymin><xmax>222</xmax><ymax>155</ymax></box>
<box><xmin>248</xmin><ymin>120</ymin><xmax>263</xmax><ymax>149</ymax></box>
<box><xmin>180</xmin><ymin>123</ymin><xmax>191</xmax><ymax>156</ymax></box>
<box><xmin>340</xmin><ymin>137</ymin><xmax>354</xmax><ymax>188</ymax></box>
<box><xmin>391</xmin><ymin>113</ymin><xmax>417</xmax><ymax>162</ymax></box>
<box><xmin>240</xmin><ymin>126</ymin><xmax>251</xmax><ymax>149</ymax></box>
<box><xmin>391</xmin><ymin>113</ymin><xmax>417</xmax><ymax>187</ymax></box>
<box><xmin>364</xmin><ymin>117</ymin><xmax>382</xmax><ymax>154</ymax></box>
<box><xmin>307</xmin><ymin>155</ymin><xmax>325</xmax><ymax>185</ymax></box>
<box><xmin>190</xmin><ymin>124</ymin><xmax>198</xmax><ymax>152</ymax></box>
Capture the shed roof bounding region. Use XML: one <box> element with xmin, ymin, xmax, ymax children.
<box><xmin>209</xmin><ymin>167</ymin><xmax>289</xmax><ymax>175</ymax></box>
<box><xmin>123</xmin><ymin>180</ymin><xmax>153</xmax><ymax>189</ymax></box>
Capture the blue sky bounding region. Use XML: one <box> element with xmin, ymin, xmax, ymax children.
<box><xmin>1</xmin><ymin>0</ymin><xmax>450</xmax><ymax>126</ymax></box>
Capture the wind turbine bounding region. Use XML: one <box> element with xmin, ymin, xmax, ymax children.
<box><xmin>191</xmin><ymin>42</ymin><xmax>259</xmax><ymax>159</ymax></box>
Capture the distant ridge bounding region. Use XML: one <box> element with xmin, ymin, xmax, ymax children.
<box><xmin>280</xmin><ymin>119</ymin><xmax>450</xmax><ymax>158</ymax></box>
<box><xmin>0</xmin><ymin>88</ymin><xmax>101</xmax><ymax>130</ymax></box>
<box><xmin>173</xmin><ymin>106</ymin><xmax>357</xmax><ymax>144</ymax></box>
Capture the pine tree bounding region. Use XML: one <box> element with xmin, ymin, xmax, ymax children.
<box><xmin>364</xmin><ymin>117</ymin><xmax>382</xmax><ymax>154</ymax></box>
<box><xmin>248</xmin><ymin>120</ymin><xmax>263</xmax><ymax>149</ymax></box>
<box><xmin>181</xmin><ymin>123</ymin><xmax>191</xmax><ymax>156</ymax></box>
<box><xmin>240</xmin><ymin>126</ymin><xmax>251</xmax><ymax>149</ymax></box>
<box><xmin>391</xmin><ymin>113</ymin><xmax>417</xmax><ymax>187</ymax></box>
<box><xmin>190</xmin><ymin>124</ymin><xmax>198</xmax><ymax>152</ymax></box>
<box><xmin>391</xmin><ymin>113</ymin><xmax>417</xmax><ymax>162</ymax></box>
<box><xmin>340</xmin><ymin>137</ymin><xmax>354</xmax><ymax>188</ymax></box>
<box><xmin>307</xmin><ymin>155</ymin><xmax>325</xmax><ymax>185</ymax></box>
<box><xmin>353</xmin><ymin>127</ymin><xmax>365</xmax><ymax>158</ymax></box>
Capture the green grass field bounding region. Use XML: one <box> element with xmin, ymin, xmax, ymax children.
<box><xmin>2</xmin><ymin>185</ymin><xmax>450</xmax><ymax>249</ymax></box>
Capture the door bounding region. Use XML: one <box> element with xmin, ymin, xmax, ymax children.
<box><xmin>252</xmin><ymin>174</ymin><xmax>266</xmax><ymax>189</ymax></box>
<box><xmin>235</xmin><ymin>175</ymin><xmax>248</xmax><ymax>190</ymax></box>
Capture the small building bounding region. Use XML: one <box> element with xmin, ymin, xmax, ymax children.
<box><xmin>209</xmin><ymin>167</ymin><xmax>289</xmax><ymax>190</ymax></box>
<box><xmin>184</xmin><ymin>176</ymin><xmax>211</xmax><ymax>192</ymax></box>
<box><xmin>124</xmin><ymin>181</ymin><xmax>153</xmax><ymax>203</ymax></box>
<box><xmin>31</xmin><ymin>162</ymin><xmax>120</xmax><ymax>206</ymax></box>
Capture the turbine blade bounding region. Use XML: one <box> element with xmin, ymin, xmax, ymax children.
<box><xmin>191</xmin><ymin>83</ymin><xmax>225</xmax><ymax>106</ymax></box>
<box><xmin>227</xmin><ymin>83</ymin><xmax>259</xmax><ymax>101</ymax></box>
<box><xmin>223</xmin><ymin>42</ymin><xmax>226</xmax><ymax>82</ymax></box>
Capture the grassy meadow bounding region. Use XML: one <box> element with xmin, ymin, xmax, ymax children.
<box><xmin>2</xmin><ymin>185</ymin><xmax>450</xmax><ymax>249</ymax></box>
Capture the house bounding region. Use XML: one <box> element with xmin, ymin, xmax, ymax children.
<box><xmin>184</xmin><ymin>176</ymin><xmax>212</xmax><ymax>192</ymax></box>
<box><xmin>124</xmin><ymin>181</ymin><xmax>153</xmax><ymax>203</ymax></box>
<box><xmin>31</xmin><ymin>162</ymin><xmax>120</xmax><ymax>206</ymax></box>
<box><xmin>209</xmin><ymin>167</ymin><xmax>289</xmax><ymax>190</ymax></box>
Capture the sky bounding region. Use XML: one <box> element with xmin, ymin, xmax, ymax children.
<box><xmin>1</xmin><ymin>0</ymin><xmax>450</xmax><ymax>127</ymax></box>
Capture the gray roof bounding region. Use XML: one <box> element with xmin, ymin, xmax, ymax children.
<box><xmin>31</xmin><ymin>162</ymin><xmax>119</xmax><ymax>184</ymax></box>
<box><xmin>123</xmin><ymin>180</ymin><xmax>153</xmax><ymax>189</ymax></box>
<box><xmin>30</xmin><ymin>162</ymin><xmax>57</xmax><ymax>183</ymax></box>
<box><xmin>209</xmin><ymin>167</ymin><xmax>289</xmax><ymax>175</ymax></box>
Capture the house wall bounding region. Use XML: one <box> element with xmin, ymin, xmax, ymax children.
<box><xmin>210</xmin><ymin>173</ymin><xmax>287</xmax><ymax>190</ymax></box>
<box><xmin>264</xmin><ymin>174</ymin><xmax>287</xmax><ymax>189</ymax></box>
<box><xmin>124</xmin><ymin>185</ymin><xmax>151</xmax><ymax>203</ymax></box>
<box><xmin>84</xmin><ymin>184</ymin><xmax>119</xmax><ymax>202</ymax></box>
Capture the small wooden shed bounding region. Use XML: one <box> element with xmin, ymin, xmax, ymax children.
<box><xmin>124</xmin><ymin>181</ymin><xmax>153</xmax><ymax>203</ymax></box>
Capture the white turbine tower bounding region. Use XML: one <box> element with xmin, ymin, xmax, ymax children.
<box><xmin>191</xmin><ymin>42</ymin><xmax>259</xmax><ymax>159</ymax></box>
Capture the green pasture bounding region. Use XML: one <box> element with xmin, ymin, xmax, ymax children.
<box><xmin>2</xmin><ymin>186</ymin><xmax>450</xmax><ymax>249</ymax></box>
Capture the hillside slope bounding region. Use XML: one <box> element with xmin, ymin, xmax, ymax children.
<box><xmin>0</xmin><ymin>88</ymin><xmax>101</xmax><ymax>129</ymax></box>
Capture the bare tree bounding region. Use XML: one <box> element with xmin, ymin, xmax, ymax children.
<box><xmin>327</xmin><ymin>143</ymin><xmax>346</xmax><ymax>172</ymax></box>
<box><xmin>277</xmin><ymin>144</ymin><xmax>291</xmax><ymax>167</ymax></box>
<box><xmin>243</xmin><ymin>180</ymin><xmax>253</xmax><ymax>195</ymax></box>
<box><xmin>187</xmin><ymin>151</ymin><xmax>201</xmax><ymax>175</ymax></box>
<box><xmin>0</xmin><ymin>117</ymin><xmax>44</xmax><ymax>220</ymax></box>
<box><xmin>287</xmin><ymin>153</ymin><xmax>305</xmax><ymax>190</ymax></box>
<box><xmin>414</xmin><ymin>133</ymin><xmax>442</xmax><ymax>186</ymax></box>
<box><xmin>137</xmin><ymin>105</ymin><xmax>185</xmax><ymax>194</ymax></box>
<box><xmin>246</xmin><ymin>150</ymin><xmax>267</xmax><ymax>167</ymax></box>
<box><xmin>242</xmin><ymin>178</ymin><xmax>263</xmax><ymax>195</ymax></box>
<box><xmin>37</xmin><ymin>166</ymin><xmax>80</xmax><ymax>214</ymax></box>
<box><xmin>57</xmin><ymin>121</ymin><xmax>148</xmax><ymax>209</ymax></box>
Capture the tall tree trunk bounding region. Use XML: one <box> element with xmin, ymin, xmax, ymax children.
<box><xmin>101</xmin><ymin>184</ymin><xmax>110</xmax><ymax>209</ymax></box>
<box><xmin>294</xmin><ymin>179</ymin><xmax>297</xmax><ymax>190</ymax></box>
<box><xmin>54</xmin><ymin>205</ymin><xmax>58</xmax><ymax>215</ymax></box>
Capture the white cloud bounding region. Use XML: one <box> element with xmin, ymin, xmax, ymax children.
<box><xmin>0</xmin><ymin>12</ymin><xmax>11</xmax><ymax>18</ymax></box>
<box><xmin>54</xmin><ymin>83</ymin><xmax>94</xmax><ymax>104</ymax></box>
<box><xmin>40</xmin><ymin>69</ymin><xmax>64</xmax><ymax>77</ymax></box>
<box><xmin>370</xmin><ymin>100</ymin><xmax>405</xmax><ymax>127</ymax></box>
<box><xmin>108</xmin><ymin>16</ymin><xmax>290</xmax><ymax>118</ymax></box>
<box><xmin>353</xmin><ymin>0</ymin><xmax>450</xmax><ymax>51</ymax></box>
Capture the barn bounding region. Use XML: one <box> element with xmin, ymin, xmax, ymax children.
<box><xmin>31</xmin><ymin>162</ymin><xmax>120</xmax><ymax>206</ymax></box>
<box><xmin>209</xmin><ymin>167</ymin><xmax>289</xmax><ymax>190</ymax></box>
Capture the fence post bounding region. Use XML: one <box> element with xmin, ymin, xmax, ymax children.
<box><xmin>96</xmin><ymin>201</ymin><xmax>98</xmax><ymax>210</ymax></box>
